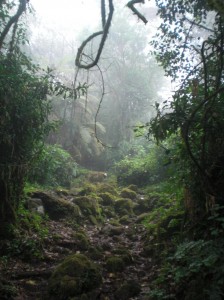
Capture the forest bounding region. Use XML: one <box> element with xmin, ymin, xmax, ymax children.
<box><xmin>0</xmin><ymin>0</ymin><xmax>224</xmax><ymax>299</ymax></box>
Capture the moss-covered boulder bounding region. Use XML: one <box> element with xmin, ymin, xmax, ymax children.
<box><xmin>48</xmin><ymin>254</ymin><xmax>102</xmax><ymax>300</ymax></box>
<box><xmin>98</xmin><ymin>192</ymin><xmax>115</xmax><ymax>206</ymax></box>
<box><xmin>115</xmin><ymin>280</ymin><xmax>141</xmax><ymax>299</ymax></box>
<box><xmin>112</xmin><ymin>248</ymin><xmax>133</xmax><ymax>265</ymax></box>
<box><xmin>76</xmin><ymin>183</ymin><xmax>97</xmax><ymax>196</ymax></box>
<box><xmin>127</xmin><ymin>184</ymin><xmax>139</xmax><ymax>192</ymax></box>
<box><xmin>31</xmin><ymin>192</ymin><xmax>81</xmax><ymax>220</ymax></box>
<box><xmin>96</xmin><ymin>183</ymin><xmax>119</xmax><ymax>195</ymax></box>
<box><xmin>134</xmin><ymin>194</ymin><xmax>159</xmax><ymax>214</ymax></box>
<box><xmin>73</xmin><ymin>196</ymin><xmax>100</xmax><ymax>217</ymax></box>
<box><xmin>105</xmin><ymin>256</ymin><xmax>125</xmax><ymax>272</ymax></box>
<box><xmin>119</xmin><ymin>215</ymin><xmax>132</xmax><ymax>224</ymax></box>
<box><xmin>73</xmin><ymin>232</ymin><xmax>90</xmax><ymax>250</ymax></box>
<box><xmin>88</xmin><ymin>246</ymin><xmax>104</xmax><ymax>260</ymax></box>
<box><xmin>120</xmin><ymin>188</ymin><xmax>137</xmax><ymax>200</ymax></box>
<box><xmin>0</xmin><ymin>279</ymin><xmax>17</xmax><ymax>299</ymax></box>
<box><xmin>115</xmin><ymin>198</ymin><xmax>134</xmax><ymax>216</ymax></box>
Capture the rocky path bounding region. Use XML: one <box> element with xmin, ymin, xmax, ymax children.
<box><xmin>0</xmin><ymin>184</ymin><xmax>157</xmax><ymax>299</ymax></box>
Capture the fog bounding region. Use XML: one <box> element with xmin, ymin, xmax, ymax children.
<box><xmin>27</xmin><ymin>0</ymin><xmax>171</xmax><ymax>169</ymax></box>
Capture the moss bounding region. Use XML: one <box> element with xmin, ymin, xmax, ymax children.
<box><xmin>48</xmin><ymin>254</ymin><xmax>102</xmax><ymax>299</ymax></box>
<box><xmin>112</xmin><ymin>248</ymin><xmax>133</xmax><ymax>265</ymax></box>
<box><xmin>109</xmin><ymin>219</ymin><xmax>120</xmax><ymax>226</ymax></box>
<box><xmin>102</xmin><ymin>207</ymin><xmax>116</xmax><ymax>218</ymax></box>
<box><xmin>30</xmin><ymin>192</ymin><xmax>81</xmax><ymax>220</ymax></box>
<box><xmin>105</xmin><ymin>256</ymin><xmax>125</xmax><ymax>272</ymax></box>
<box><xmin>98</xmin><ymin>192</ymin><xmax>115</xmax><ymax>206</ymax></box>
<box><xmin>115</xmin><ymin>198</ymin><xmax>134</xmax><ymax>216</ymax></box>
<box><xmin>89</xmin><ymin>215</ymin><xmax>98</xmax><ymax>225</ymax></box>
<box><xmin>136</xmin><ymin>212</ymin><xmax>151</xmax><ymax>223</ymax></box>
<box><xmin>55</xmin><ymin>188</ymin><xmax>69</xmax><ymax>196</ymax></box>
<box><xmin>119</xmin><ymin>215</ymin><xmax>131</xmax><ymax>224</ymax></box>
<box><xmin>134</xmin><ymin>195</ymin><xmax>158</xmax><ymax>214</ymax></box>
<box><xmin>0</xmin><ymin>279</ymin><xmax>17</xmax><ymax>299</ymax></box>
<box><xmin>127</xmin><ymin>184</ymin><xmax>139</xmax><ymax>192</ymax></box>
<box><xmin>73</xmin><ymin>232</ymin><xmax>90</xmax><ymax>250</ymax></box>
<box><xmin>73</xmin><ymin>196</ymin><xmax>100</xmax><ymax>216</ymax></box>
<box><xmin>108</xmin><ymin>226</ymin><xmax>123</xmax><ymax>236</ymax></box>
<box><xmin>88</xmin><ymin>246</ymin><xmax>103</xmax><ymax>260</ymax></box>
<box><xmin>96</xmin><ymin>183</ymin><xmax>119</xmax><ymax>195</ymax></box>
<box><xmin>77</xmin><ymin>183</ymin><xmax>97</xmax><ymax>196</ymax></box>
<box><xmin>120</xmin><ymin>188</ymin><xmax>137</xmax><ymax>200</ymax></box>
<box><xmin>115</xmin><ymin>280</ymin><xmax>141</xmax><ymax>299</ymax></box>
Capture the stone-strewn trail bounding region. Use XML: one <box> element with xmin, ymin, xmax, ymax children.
<box><xmin>0</xmin><ymin>180</ymin><xmax>159</xmax><ymax>300</ymax></box>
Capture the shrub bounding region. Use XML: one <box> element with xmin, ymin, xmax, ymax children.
<box><xmin>28</xmin><ymin>144</ymin><xmax>78</xmax><ymax>188</ymax></box>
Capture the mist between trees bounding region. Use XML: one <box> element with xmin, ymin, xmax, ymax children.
<box><xmin>1</xmin><ymin>1</ymin><xmax>224</xmax><ymax>299</ymax></box>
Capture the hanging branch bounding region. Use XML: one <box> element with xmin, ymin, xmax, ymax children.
<box><xmin>0</xmin><ymin>0</ymin><xmax>27</xmax><ymax>50</ymax></box>
<box><xmin>75</xmin><ymin>0</ymin><xmax>114</xmax><ymax>69</ymax></box>
<box><xmin>101</xmin><ymin>0</ymin><xmax>106</xmax><ymax>27</ymax></box>
<box><xmin>126</xmin><ymin>0</ymin><xmax>148</xmax><ymax>24</ymax></box>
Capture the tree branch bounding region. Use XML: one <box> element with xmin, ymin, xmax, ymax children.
<box><xmin>0</xmin><ymin>0</ymin><xmax>27</xmax><ymax>50</ymax></box>
<box><xmin>126</xmin><ymin>0</ymin><xmax>148</xmax><ymax>24</ymax></box>
<box><xmin>75</xmin><ymin>0</ymin><xmax>114</xmax><ymax>69</ymax></box>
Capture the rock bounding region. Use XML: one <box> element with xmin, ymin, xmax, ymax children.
<box><xmin>73</xmin><ymin>232</ymin><xmax>90</xmax><ymax>250</ymax></box>
<box><xmin>30</xmin><ymin>192</ymin><xmax>81</xmax><ymax>220</ymax></box>
<box><xmin>105</xmin><ymin>256</ymin><xmax>125</xmax><ymax>272</ymax></box>
<box><xmin>96</xmin><ymin>183</ymin><xmax>119</xmax><ymax>195</ymax></box>
<box><xmin>26</xmin><ymin>198</ymin><xmax>45</xmax><ymax>215</ymax></box>
<box><xmin>98</xmin><ymin>192</ymin><xmax>115</xmax><ymax>206</ymax></box>
<box><xmin>115</xmin><ymin>280</ymin><xmax>141</xmax><ymax>299</ymax></box>
<box><xmin>73</xmin><ymin>196</ymin><xmax>100</xmax><ymax>217</ymax></box>
<box><xmin>115</xmin><ymin>198</ymin><xmax>134</xmax><ymax>216</ymax></box>
<box><xmin>120</xmin><ymin>188</ymin><xmax>137</xmax><ymax>200</ymax></box>
<box><xmin>127</xmin><ymin>184</ymin><xmax>139</xmax><ymax>192</ymax></box>
<box><xmin>86</xmin><ymin>171</ymin><xmax>107</xmax><ymax>183</ymax></box>
<box><xmin>48</xmin><ymin>254</ymin><xmax>102</xmax><ymax>299</ymax></box>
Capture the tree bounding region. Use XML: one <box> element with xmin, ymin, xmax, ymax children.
<box><xmin>0</xmin><ymin>1</ymin><xmax>81</xmax><ymax>235</ymax></box>
<box><xmin>97</xmin><ymin>8</ymin><xmax>165</xmax><ymax>147</ymax></box>
<box><xmin>148</xmin><ymin>0</ymin><xmax>224</xmax><ymax>219</ymax></box>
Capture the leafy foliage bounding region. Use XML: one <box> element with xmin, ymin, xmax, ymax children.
<box><xmin>149</xmin><ymin>0</ymin><xmax>224</xmax><ymax>217</ymax></box>
<box><xmin>27</xmin><ymin>144</ymin><xmax>78</xmax><ymax>188</ymax></box>
<box><xmin>114</xmin><ymin>143</ymin><xmax>171</xmax><ymax>186</ymax></box>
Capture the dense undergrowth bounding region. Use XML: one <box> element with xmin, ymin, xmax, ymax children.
<box><xmin>0</xmin><ymin>142</ymin><xmax>223</xmax><ymax>299</ymax></box>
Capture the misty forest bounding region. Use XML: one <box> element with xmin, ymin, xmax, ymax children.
<box><xmin>1</xmin><ymin>0</ymin><xmax>224</xmax><ymax>299</ymax></box>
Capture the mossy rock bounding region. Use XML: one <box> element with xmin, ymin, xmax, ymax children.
<box><xmin>119</xmin><ymin>215</ymin><xmax>131</xmax><ymax>224</ymax></box>
<box><xmin>76</xmin><ymin>183</ymin><xmax>97</xmax><ymax>196</ymax></box>
<box><xmin>0</xmin><ymin>279</ymin><xmax>17</xmax><ymax>299</ymax></box>
<box><xmin>136</xmin><ymin>212</ymin><xmax>151</xmax><ymax>223</ymax></box>
<box><xmin>105</xmin><ymin>256</ymin><xmax>125</xmax><ymax>272</ymax></box>
<box><xmin>96</xmin><ymin>183</ymin><xmax>119</xmax><ymax>195</ymax></box>
<box><xmin>88</xmin><ymin>215</ymin><xmax>99</xmax><ymax>225</ymax></box>
<box><xmin>31</xmin><ymin>192</ymin><xmax>81</xmax><ymax>220</ymax></box>
<box><xmin>127</xmin><ymin>184</ymin><xmax>139</xmax><ymax>192</ymax></box>
<box><xmin>98</xmin><ymin>192</ymin><xmax>115</xmax><ymax>206</ymax></box>
<box><xmin>115</xmin><ymin>280</ymin><xmax>141</xmax><ymax>299</ymax></box>
<box><xmin>120</xmin><ymin>188</ymin><xmax>137</xmax><ymax>200</ymax></box>
<box><xmin>55</xmin><ymin>188</ymin><xmax>70</xmax><ymax>196</ymax></box>
<box><xmin>134</xmin><ymin>195</ymin><xmax>158</xmax><ymax>214</ymax></box>
<box><xmin>73</xmin><ymin>232</ymin><xmax>90</xmax><ymax>250</ymax></box>
<box><xmin>109</xmin><ymin>219</ymin><xmax>120</xmax><ymax>226</ymax></box>
<box><xmin>108</xmin><ymin>226</ymin><xmax>123</xmax><ymax>236</ymax></box>
<box><xmin>73</xmin><ymin>196</ymin><xmax>100</xmax><ymax>216</ymax></box>
<box><xmin>115</xmin><ymin>198</ymin><xmax>134</xmax><ymax>216</ymax></box>
<box><xmin>88</xmin><ymin>246</ymin><xmax>103</xmax><ymax>260</ymax></box>
<box><xmin>101</xmin><ymin>207</ymin><xmax>116</xmax><ymax>218</ymax></box>
<box><xmin>48</xmin><ymin>254</ymin><xmax>102</xmax><ymax>299</ymax></box>
<box><xmin>112</xmin><ymin>248</ymin><xmax>133</xmax><ymax>265</ymax></box>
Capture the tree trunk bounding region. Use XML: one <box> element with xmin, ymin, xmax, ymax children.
<box><xmin>0</xmin><ymin>180</ymin><xmax>17</xmax><ymax>238</ymax></box>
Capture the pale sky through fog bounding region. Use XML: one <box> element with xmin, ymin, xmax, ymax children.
<box><xmin>30</xmin><ymin>0</ymin><xmax>158</xmax><ymax>38</ymax></box>
<box><xmin>30</xmin><ymin>0</ymin><xmax>101</xmax><ymax>38</ymax></box>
